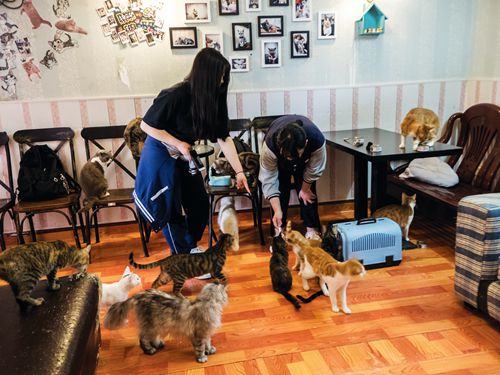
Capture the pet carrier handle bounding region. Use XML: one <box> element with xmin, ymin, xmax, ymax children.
<box><xmin>356</xmin><ymin>218</ymin><xmax>377</xmax><ymax>225</ymax></box>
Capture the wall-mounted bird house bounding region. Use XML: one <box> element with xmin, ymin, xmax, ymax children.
<box><xmin>356</xmin><ymin>2</ymin><xmax>387</xmax><ymax>36</ymax></box>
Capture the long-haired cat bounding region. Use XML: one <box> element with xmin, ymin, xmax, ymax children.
<box><xmin>104</xmin><ymin>283</ymin><xmax>228</xmax><ymax>362</ymax></box>
<box><xmin>79</xmin><ymin>150</ymin><xmax>112</xmax><ymax>212</ymax></box>
<box><xmin>373</xmin><ymin>192</ymin><xmax>416</xmax><ymax>241</ymax></box>
<box><xmin>0</xmin><ymin>240</ymin><xmax>90</xmax><ymax>310</ymax></box>
<box><xmin>399</xmin><ymin>108</ymin><xmax>440</xmax><ymax>150</ymax></box>
<box><xmin>218</xmin><ymin>196</ymin><xmax>239</xmax><ymax>251</ymax></box>
<box><xmin>124</xmin><ymin>117</ymin><xmax>146</xmax><ymax>159</ymax></box>
<box><xmin>270</xmin><ymin>235</ymin><xmax>301</xmax><ymax>309</ymax></box>
<box><xmin>129</xmin><ymin>234</ymin><xmax>232</xmax><ymax>297</ymax></box>
<box><xmin>101</xmin><ymin>266</ymin><xmax>142</xmax><ymax>307</ymax></box>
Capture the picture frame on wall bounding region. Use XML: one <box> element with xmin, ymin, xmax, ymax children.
<box><xmin>203</xmin><ymin>31</ymin><xmax>224</xmax><ymax>54</ymax></box>
<box><xmin>229</xmin><ymin>56</ymin><xmax>250</xmax><ymax>72</ymax></box>
<box><xmin>261</xmin><ymin>39</ymin><xmax>281</xmax><ymax>68</ymax></box>
<box><xmin>170</xmin><ymin>27</ymin><xmax>198</xmax><ymax>49</ymax></box>
<box><xmin>292</xmin><ymin>0</ymin><xmax>311</xmax><ymax>22</ymax></box>
<box><xmin>290</xmin><ymin>31</ymin><xmax>309</xmax><ymax>58</ymax></box>
<box><xmin>318</xmin><ymin>11</ymin><xmax>335</xmax><ymax>39</ymax></box>
<box><xmin>184</xmin><ymin>1</ymin><xmax>211</xmax><ymax>23</ymax></box>
<box><xmin>219</xmin><ymin>0</ymin><xmax>239</xmax><ymax>15</ymax></box>
<box><xmin>258</xmin><ymin>16</ymin><xmax>284</xmax><ymax>37</ymax></box>
<box><xmin>232</xmin><ymin>22</ymin><xmax>252</xmax><ymax>50</ymax></box>
<box><xmin>246</xmin><ymin>0</ymin><xmax>261</xmax><ymax>12</ymax></box>
<box><xmin>270</xmin><ymin>0</ymin><xmax>289</xmax><ymax>6</ymax></box>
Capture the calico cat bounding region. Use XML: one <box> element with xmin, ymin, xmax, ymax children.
<box><xmin>373</xmin><ymin>192</ymin><xmax>416</xmax><ymax>241</ymax></box>
<box><xmin>284</xmin><ymin>221</ymin><xmax>322</xmax><ymax>271</ymax></box>
<box><xmin>269</xmin><ymin>235</ymin><xmax>301</xmax><ymax>309</ymax></box>
<box><xmin>124</xmin><ymin>117</ymin><xmax>146</xmax><ymax>159</ymax></box>
<box><xmin>101</xmin><ymin>266</ymin><xmax>142</xmax><ymax>306</ymax></box>
<box><xmin>0</xmin><ymin>240</ymin><xmax>90</xmax><ymax>310</ymax></box>
<box><xmin>104</xmin><ymin>283</ymin><xmax>228</xmax><ymax>362</ymax></box>
<box><xmin>129</xmin><ymin>234</ymin><xmax>232</xmax><ymax>297</ymax></box>
<box><xmin>399</xmin><ymin>108</ymin><xmax>440</xmax><ymax>150</ymax></box>
<box><xmin>79</xmin><ymin>150</ymin><xmax>112</xmax><ymax>212</ymax></box>
<box><xmin>218</xmin><ymin>196</ymin><xmax>239</xmax><ymax>251</ymax></box>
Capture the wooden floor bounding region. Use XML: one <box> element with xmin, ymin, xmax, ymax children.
<box><xmin>2</xmin><ymin>204</ymin><xmax>500</xmax><ymax>374</ymax></box>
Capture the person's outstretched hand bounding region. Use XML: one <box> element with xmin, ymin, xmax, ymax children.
<box><xmin>236</xmin><ymin>172</ymin><xmax>250</xmax><ymax>193</ymax></box>
<box><xmin>299</xmin><ymin>189</ymin><xmax>316</xmax><ymax>206</ymax></box>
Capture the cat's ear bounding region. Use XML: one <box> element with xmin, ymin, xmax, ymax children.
<box><xmin>123</xmin><ymin>266</ymin><xmax>131</xmax><ymax>276</ymax></box>
<box><xmin>83</xmin><ymin>244</ymin><xmax>91</xmax><ymax>254</ymax></box>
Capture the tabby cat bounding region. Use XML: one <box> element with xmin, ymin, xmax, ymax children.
<box><xmin>79</xmin><ymin>150</ymin><xmax>112</xmax><ymax>212</ymax></box>
<box><xmin>129</xmin><ymin>234</ymin><xmax>232</xmax><ymax>297</ymax></box>
<box><xmin>399</xmin><ymin>108</ymin><xmax>440</xmax><ymax>150</ymax></box>
<box><xmin>104</xmin><ymin>283</ymin><xmax>228</xmax><ymax>362</ymax></box>
<box><xmin>320</xmin><ymin>223</ymin><xmax>343</xmax><ymax>261</ymax></box>
<box><xmin>269</xmin><ymin>235</ymin><xmax>301</xmax><ymax>309</ymax></box>
<box><xmin>210</xmin><ymin>152</ymin><xmax>260</xmax><ymax>188</ymax></box>
<box><xmin>0</xmin><ymin>240</ymin><xmax>90</xmax><ymax>310</ymax></box>
<box><xmin>124</xmin><ymin>117</ymin><xmax>147</xmax><ymax>159</ymax></box>
<box><xmin>372</xmin><ymin>192</ymin><xmax>416</xmax><ymax>241</ymax></box>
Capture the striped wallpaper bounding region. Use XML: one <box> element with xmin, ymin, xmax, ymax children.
<box><xmin>0</xmin><ymin>78</ymin><xmax>498</xmax><ymax>233</ymax></box>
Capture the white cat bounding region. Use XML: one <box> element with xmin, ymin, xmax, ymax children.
<box><xmin>101</xmin><ymin>266</ymin><xmax>141</xmax><ymax>306</ymax></box>
<box><xmin>218</xmin><ymin>196</ymin><xmax>239</xmax><ymax>251</ymax></box>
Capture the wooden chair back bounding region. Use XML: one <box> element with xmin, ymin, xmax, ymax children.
<box><xmin>0</xmin><ymin>132</ymin><xmax>14</xmax><ymax>202</ymax></box>
<box><xmin>13</xmin><ymin>127</ymin><xmax>78</xmax><ymax>179</ymax></box>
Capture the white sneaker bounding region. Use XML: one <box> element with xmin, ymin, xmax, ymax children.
<box><xmin>190</xmin><ymin>247</ymin><xmax>211</xmax><ymax>280</ymax></box>
<box><xmin>305</xmin><ymin>231</ymin><xmax>321</xmax><ymax>241</ymax></box>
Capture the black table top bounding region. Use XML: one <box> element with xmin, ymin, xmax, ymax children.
<box><xmin>323</xmin><ymin>128</ymin><xmax>463</xmax><ymax>162</ymax></box>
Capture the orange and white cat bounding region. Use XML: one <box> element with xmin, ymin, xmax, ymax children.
<box><xmin>399</xmin><ymin>108</ymin><xmax>439</xmax><ymax>150</ymax></box>
<box><xmin>373</xmin><ymin>192</ymin><xmax>416</xmax><ymax>241</ymax></box>
<box><xmin>284</xmin><ymin>221</ymin><xmax>321</xmax><ymax>271</ymax></box>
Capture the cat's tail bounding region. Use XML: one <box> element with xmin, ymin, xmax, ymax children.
<box><xmin>275</xmin><ymin>288</ymin><xmax>301</xmax><ymax>310</ymax></box>
<box><xmin>103</xmin><ymin>297</ymin><xmax>135</xmax><ymax>330</ymax></box>
<box><xmin>129</xmin><ymin>251</ymin><xmax>162</xmax><ymax>269</ymax></box>
<box><xmin>78</xmin><ymin>197</ymin><xmax>99</xmax><ymax>213</ymax></box>
<box><xmin>296</xmin><ymin>289</ymin><xmax>324</xmax><ymax>304</ymax></box>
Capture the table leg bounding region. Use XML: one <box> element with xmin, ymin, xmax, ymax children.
<box><xmin>371</xmin><ymin>160</ymin><xmax>388</xmax><ymax>214</ymax></box>
<box><xmin>354</xmin><ymin>157</ymin><xmax>368</xmax><ymax>220</ymax></box>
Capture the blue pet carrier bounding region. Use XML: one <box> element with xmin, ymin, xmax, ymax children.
<box><xmin>336</xmin><ymin>218</ymin><xmax>402</xmax><ymax>269</ymax></box>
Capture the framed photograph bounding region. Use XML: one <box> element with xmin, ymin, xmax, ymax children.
<box><xmin>229</xmin><ymin>56</ymin><xmax>250</xmax><ymax>72</ymax></box>
<box><xmin>246</xmin><ymin>0</ymin><xmax>261</xmax><ymax>12</ymax></box>
<box><xmin>318</xmin><ymin>11</ymin><xmax>335</xmax><ymax>39</ymax></box>
<box><xmin>290</xmin><ymin>30</ymin><xmax>309</xmax><ymax>58</ymax></box>
<box><xmin>292</xmin><ymin>0</ymin><xmax>311</xmax><ymax>22</ymax></box>
<box><xmin>96</xmin><ymin>7</ymin><xmax>107</xmax><ymax>18</ymax></box>
<box><xmin>204</xmin><ymin>31</ymin><xmax>224</xmax><ymax>54</ymax></box>
<box><xmin>232</xmin><ymin>22</ymin><xmax>252</xmax><ymax>51</ymax></box>
<box><xmin>261</xmin><ymin>39</ymin><xmax>281</xmax><ymax>68</ymax></box>
<box><xmin>107</xmin><ymin>14</ymin><xmax>117</xmax><ymax>28</ymax></box>
<box><xmin>129</xmin><ymin>32</ymin><xmax>139</xmax><ymax>46</ymax></box>
<box><xmin>184</xmin><ymin>1</ymin><xmax>211</xmax><ymax>23</ymax></box>
<box><xmin>105</xmin><ymin>0</ymin><xmax>114</xmax><ymax>11</ymax></box>
<box><xmin>111</xmin><ymin>31</ymin><xmax>120</xmax><ymax>43</ymax></box>
<box><xmin>219</xmin><ymin>0</ymin><xmax>239</xmax><ymax>15</ymax></box>
<box><xmin>101</xmin><ymin>23</ymin><xmax>112</xmax><ymax>36</ymax></box>
<box><xmin>170</xmin><ymin>27</ymin><xmax>198</xmax><ymax>49</ymax></box>
<box><xmin>135</xmin><ymin>28</ymin><xmax>146</xmax><ymax>42</ymax></box>
<box><xmin>270</xmin><ymin>0</ymin><xmax>289</xmax><ymax>6</ymax></box>
<box><xmin>145</xmin><ymin>32</ymin><xmax>156</xmax><ymax>46</ymax></box>
<box><xmin>118</xmin><ymin>31</ymin><xmax>129</xmax><ymax>44</ymax></box>
<box><xmin>258</xmin><ymin>16</ymin><xmax>283</xmax><ymax>37</ymax></box>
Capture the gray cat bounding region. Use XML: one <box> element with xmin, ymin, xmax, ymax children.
<box><xmin>104</xmin><ymin>283</ymin><xmax>228</xmax><ymax>363</ymax></box>
<box><xmin>79</xmin><ymin>150</ymin><xmax>112</xmax><ymax>212</ymax></box>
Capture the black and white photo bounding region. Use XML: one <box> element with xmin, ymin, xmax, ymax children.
<box><xmin>318</xmin><ymin>11</ymin><xmax>335</xmax><ymax>39</ymax></box>
<box><xmin>170</xmin><ymin>27</ymin><xmax>198</xmax><ymax>49</ymax></box>
<box><xmin>219</xmin><ymin>0</ymin><xmax>239</xmax><ymax>15</ymax></box>
<box><xmin>261</xmin><ymin>39</ymin><xmax>281</xmax><ymax>67</ymax></box>
<box><xmin>232</xmin><ymin>23</ymin><xmax>252</xmax><ymax>50</ymax></box>
<box><xmin>258</xmin><ymin>16</ymin><xmax>284</xmax><ymax>37</ymax></box>
<box><xmin>270</xmin><ymin>0</ymin><xmax>289</xmax><ymax>6</ymax></box>
<box><xmin>246</xmin><ymin>0</ymin><xmax>261</xmax><ymax>12</ymax></box>
<box><xmin>184</xmin><ymin>1</ymin><xmax>211</xmax><ymax>23</ymax></box>
<box><xmin>292</xmin><ymin>0</ymin><xmax>312</xmax><ymax>22</ymax></box>
<box><xmin>229</xmin><ymin>56</ymin><xmax>250</xmax><ymax>72</ymax></box>
<box><xmin>204</xmin><ymin>31</ymin><xmax>224</xmax><ymax>53</ymax></box>
<box><xmin>290</xmin><ymin>31</ymin><xmax>309</xmax><ymax>58</ymax></box>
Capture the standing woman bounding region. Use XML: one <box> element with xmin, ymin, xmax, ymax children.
<box><xmin>134</xmin><ymin>48</ymin><xmax>249</xmax><ymax>255</ymax></box>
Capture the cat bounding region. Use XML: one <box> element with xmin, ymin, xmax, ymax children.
<box><xmin>293</xmin><ymin>35</ymin><xmax>307</xmax><ymax>55</ymax></box>
<box><xmin>265</xmin><ymin>47</ymin><xmax>278</xmax><ymax>64</ymax></box>
<box><xmin>49</xmin><ymin>31</ymin><xmax>78</xmax><ymax>54</ymax></box>
<box><xmin>123</xmin><ymin>116</ymin><xmax>146</xmax><ymax>159</ymax></box>
<box><xmin>372</xmin><ymin>192</ymin><xmax>416</xmax><ymax>241</ymax></box>
<box><xmin>0</xmin><ymin>12</ymin><xmax>18</xmax><ymax>34</ymax></box>
<box><xmin>0</xmin><ymin>240</ymin><xmax>90</xmax><ymax>310</ymax></box>
<box><xmin>101</xmin><ymin>266</ymin><xmax>142</xmax><ymax>306</ymax></box>
<box><xmin>399</xmin><ymin>108</ymin><xmax>440</xmax><ymax>150</ymax></box>
<box><xmin>320</xmin><ymin>223</ymin><xmax>343</xmax><ymax>261</ymax></box>
<box><xmin>104</xmin><ymin>283</ymin><xmax>228</xmax><ymax>362</ymax></box>
<box><xmin>1</xmin><ymin>71</ymin><xmax>17</xmax><ymax>99</ymax></box>
<box><xmin>211</xmin><ymin>152</ymin><xmax>260</xmax><ymax>188</ymax></box>
<box><xmin>269</xmin><ymin>235</ymin><xmax>301</xmax><ymax>309</ymax></box>
<box><xmin>237</xmin><ymin>29</ymin><xmax>248</xmax><ymax>48</ymax></box>
<box><xmin>79</xmin><ymin>150</ymin><xmax>112</xmax><ymax>212</ymax></box>
<box><xmin>22</xmin><ymin>58</ymin><xmax>41</xmax><ymax>81</ymax></box>
<box><xmin>21</xmin><ymin>0</ymin><xmax>52</xmax><ymax>29</ymax></box>
<box><xmin>15</xmin><ymin>37</ymin><xmax>31</xmax><ymax>60</ymax></box>
<box><xmin>295</xmin><ymin>253</ymin><xmax>366</xmax><ymax>314</ymax></box>
<box><xmin>55</xmin><ymin>19</ymin><xmax>88</xmax><ymax>35</ymax></box>
<box><xmin>40</xmin><ymin>50</ymin><xmax>58</xmax><ymax>69</ymax></box>
<box><xmin>322</xmin><ymin>16</ymin><xmax>333</xmax><ymax>36</ymax></box>
<box><xmin>129</xmin><ymin>234</ymin><xmax>232</xmax><ymax>297</ymax></box>
<box><xmin>284</xmin><ymin>221</ymin><xmax>322</xmax><ymax>271</ymax></box>
<box><xmin>218</xmin><ymin>197</ymin><xmax>239</xmax><ymax>251</ymax></box>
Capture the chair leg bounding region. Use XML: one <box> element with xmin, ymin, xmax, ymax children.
<box><xmin>94</xmin><ymin>209</ymin><xmax>100</xmax><ymax>243</ymax></box>
<box><xmin>27</xmin><ymin>214</ymin><xmax>36</xmax><ymax>242</ymax></box>
<box><xmin>85</xmin><ymin>211</ymin><xmax>91</xmax><ymax>245</ymax></box>
<box><xmin>14</xmin><ymin>212</ymin><xmax>24</xmax><ymax>244</ymax></box>
<box><xmin>256</xmin><ymin>191</ymin><xmax>265</xmax><ymax>246</ymax></box>
<box><xmin>208</xmin><ymin>194</ymin><xmax>215</xmax><ymax>248</ymax></box>
<box><xmin>136</xmin><ymin>210</ymin><xmax>149</xmax><ymax>258</ymax></box>
<box><xmin>0</xmin><ymin>211</ymin><xmax>5</xmax><ymax>250</ymax></box>
<box><xmin>70</xmin><ymin>207</ymin><xmax>82</xmax><ymax>249</ymax></box>
<box><xmin>77</xmin><ymin>207</ymin><xmax>86</xmax><ymax>244</ymax></box>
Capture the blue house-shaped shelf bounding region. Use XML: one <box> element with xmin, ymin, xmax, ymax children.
<box><xmin>356</xmin><ymin>3</ymin><xmax>387</xmax><ymax>36</ymax></box>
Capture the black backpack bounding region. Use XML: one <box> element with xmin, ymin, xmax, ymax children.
<box><xmin>17</xmin><ymin>145</ymin><xmax>79</xmax><ymax>202</ymax></box>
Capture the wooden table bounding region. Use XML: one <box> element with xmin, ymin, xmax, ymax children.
<box><xmin>323</xmin><ymin>128</ymin><xmax>463</xmax><ymax>220</ymax></box>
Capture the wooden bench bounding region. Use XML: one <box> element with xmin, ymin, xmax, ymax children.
<box><xmin>388</xmin><ymin>103</ymin><xmax>500</xmax><ymax>211</ymax></box>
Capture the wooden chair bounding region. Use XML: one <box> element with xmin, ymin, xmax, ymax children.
<box><xmin>388</xmin><ymin>103</ymin><xmax>500</xmax><ymax>210</ymax></box>
<box><xmin>207</xmin><ymin>119</ymin><xmax>265</xmax><ymax>247</ymax></box>
<box><xmin>13</xmin><ymin>128</ymin><xmax>84</xmax><ymax>248</ymax></box>
<box><xmin>80</xmin><ymin>125</ymin><xmax>149</xmax><ymax>257</ymax></box>
<box><xmin>0</xmin><ymin>132</ymin><xmax>15</xmax><ymax>250</ymax></box>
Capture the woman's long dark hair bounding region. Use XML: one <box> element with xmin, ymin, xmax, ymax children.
<box><xmin>186</xmin><ymin>48</ymin><xmax>231</xmax><ymax>141</ymax></box>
